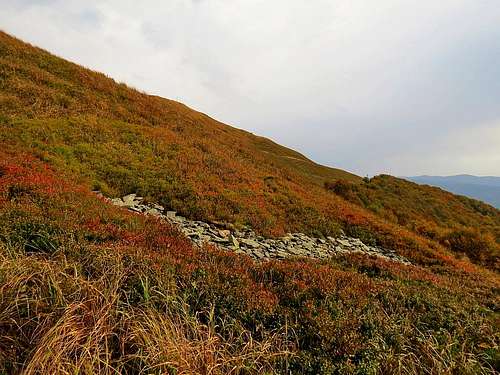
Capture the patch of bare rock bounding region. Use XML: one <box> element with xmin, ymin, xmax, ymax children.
<box><xmin>102</xmin><ymin>193</ymin><xmax>411</xmax><ymax>265</ymax></box>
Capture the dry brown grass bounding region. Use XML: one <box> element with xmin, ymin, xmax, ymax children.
<box><xmin>124</xmin><ymin>307</ymin><xmax>289</xmax><ymax>375</ymax></box>
<box><xmin>0</xmin><ymin>248</ymin><xmax>289</xmax><ymax>374</ymax></box>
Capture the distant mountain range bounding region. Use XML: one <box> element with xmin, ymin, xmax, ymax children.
<box><xmin>405</xmin><ymin>175</ymin><xmax>500</xmax><ymax>208</ymax></box>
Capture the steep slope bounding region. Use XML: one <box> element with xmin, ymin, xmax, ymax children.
<box><xmin>0</xmin><ymin>30</ymin><xmax>499</xmax><ymax>270</ymax></box>
<box><xmin>0</xmin><ymin>30</ymin><xmax>361</xmax><ymax>236</ymax></box>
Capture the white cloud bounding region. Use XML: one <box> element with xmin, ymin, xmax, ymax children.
<box><xmin>1</xmin><ymin>0</ymin><xmax>499</xmax><ymax>176</ymax></box>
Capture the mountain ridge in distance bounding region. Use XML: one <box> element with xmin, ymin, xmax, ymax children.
<box><xmin>404</xmin><ymin>175</ymin><xmax>500</xmax><ymax>208</ymax></box>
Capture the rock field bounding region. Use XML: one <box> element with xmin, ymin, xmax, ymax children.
<box><xmin>102</xmin><ymin>193</ymin><xmax>411</xmax><ymax>265</ymax></box>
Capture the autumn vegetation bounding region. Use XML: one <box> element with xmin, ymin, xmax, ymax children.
<box><xmin>0</xmin><ymin>31</ymin><xmax>499</xmax><ymax>373</ymax></box>
<box><xmin>324</xmin><ymin>177</ymin><xmax>499</xmax><ymax>271</ymax></box>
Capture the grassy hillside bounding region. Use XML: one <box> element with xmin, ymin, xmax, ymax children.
<box><xmin>0</xmin><ymin>31</ymin><xmax>499</xmax><ymax>373</ymax></box>
<box><xmin>0</xmin><ymin>149</ymin><xmax>498</xmax><ymax>374</ymax></box>
<box><xmin>1</xmin><ymin>31</ymin><xmax>499</xmax><ymax>269</ymax></box>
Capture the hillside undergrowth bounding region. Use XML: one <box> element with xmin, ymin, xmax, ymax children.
<box><xmin>0</xmin><ymin>150</ymin><xmax>498</xmax><ymax>374</ymax></box>
<box><xmin>325</xmin><ymin>177</ymin><xmax>500</xmax><ymax>270</ymax></box>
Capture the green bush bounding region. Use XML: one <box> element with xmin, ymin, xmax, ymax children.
<box><xmin>14</xmin><ymin>222</ymin><xmax>60</xmax><ymax>254</ymax></box>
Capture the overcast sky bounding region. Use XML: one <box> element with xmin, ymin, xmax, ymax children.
<box><xmin>2</xmin><ymin>0</ymin><xmax>500</xmax><ymax>176</ymax></box>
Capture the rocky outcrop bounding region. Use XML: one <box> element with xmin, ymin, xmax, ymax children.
<box><xmin>103</xmin><ymin>193</ymin><xmax>411</xmax><ymax>265</ymax></box>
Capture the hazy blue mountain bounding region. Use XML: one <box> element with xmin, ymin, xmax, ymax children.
<box><xmin>404</xmin><ymin>175</ymin><xmax>500</xmax><ymax>208</ymax></box>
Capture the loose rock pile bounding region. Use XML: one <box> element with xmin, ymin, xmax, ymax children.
<box><xmin>104</xmin><ymin>193</ymin><xmax>410</xmax><ymax>265</ymax></box>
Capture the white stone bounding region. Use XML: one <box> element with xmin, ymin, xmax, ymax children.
<box><xmin>122</xmin><ymin>194</ymin><xmax>136</xmax><ymax>204</ymax></box>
